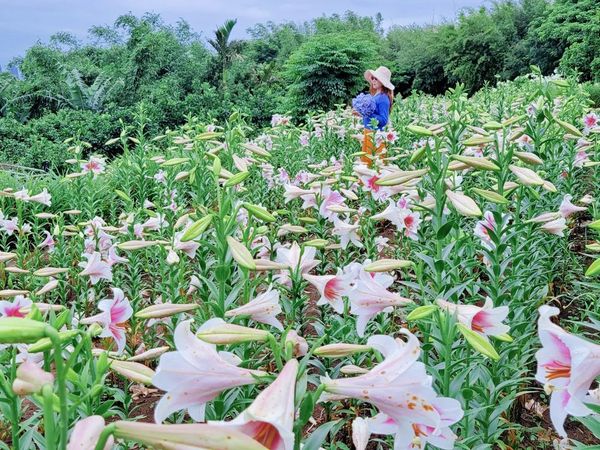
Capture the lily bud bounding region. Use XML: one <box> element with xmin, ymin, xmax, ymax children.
<box><xmin>406</xmin><ymin>124</ymin><xmax>433</xmax><ymax>136</ymax></box>
<box><xmin>471</xmin><ymin>188</ymin><xmax>509</xmax><ymax>204</ymax></box>
<box><xmin>36</xmin><ymin>279</ymin><xmax>60</xmax><ymax>296</ymax></box>
<box><xmin>136</xmin><ymin>303</ymin><xmax>200</xmax><ymax>319</ymax></box>
<box><xmin>242</xmin><ymin>142</ymin><xmax>271</xmax><ymax>158</ymax></box>
<box><xmin>0</xmin><ymin>318</ymin><xmax>48</xmax><ymax>344</ymax></box>
<box><xmin>224</xmin><ymin>171</ymin><xmax>250</xmax><ymax>187</ymax></box>
<box><xmin>12</xmin><ymin>360</ymin><xmax>54</xmax><ymax>395</ymax></box>
<box><xmin>175</xmin><ymin>170</ymin><xmax>190</xmax><ymax>181</ymax></box>
<box><xmin>352</xmin><ymin>417</ymin><xmax>370</xmax><ymax>450</ymax></box>
<box><xmin>363</xmin><ymin>259</ymin><xmax>413</xmax><ymax>272</ymax></box>
<box><xmin>109</xmin><ymin>359</ymin><xmax>155</xmax><ymax>385</ymax></box>
<box><xmin>251</xmin><ymin>259</ymin><xmax>287</xmax><ymax>271</ymax></box>
<box><xmin>0</xmin><ymin>252</ymin><xmax>17</xmax><ymax>263</ymax></box>
<box><xmin>196</xmin><ymin>322</ymin><xmax>270</xmax><ymax>344</ymax></box>
<box><xmin>0</xmin><ymin>289</ymin><xmax>29</xmax><ymax>297</ymax></box>
<box><xmin>128</xmin><ymin>346</ymin><xmax>170</xmax><ymax>362</ymax></box>
<box><xmin>452</xmin><ymin>155</ymin><xmax>500</xmax><ymax>171</ymax></box>
<box><xmin>242</xmin><ymin>203</ymin><xmax>276</xmax><ymax>223</ymax></box>
<box><xmin>32</xmin><ymin>267</ymin><xmax>68</xmax><ymax>277</ymax></box>
<box><xmin>339</xmin><ymin>364</ymin><xmax>369</xmax><ymax>375</ymax></box>
<box><xmin>585</xmin><ymin>258</ymin><xmax>600</xmax><ymax>277</ymax></box>
<box><xmin>67</xmin><ymin>416</ymin><xmax>114</xmax><ymax>450</ymax></box>
<box><xmin>160</xmin><ymin>157</ymin><xmax>190</xmax><ymax>167</ymax></box>
<box><xmin>457</xmin><ymin>324</ymin><xmax>500</xmax><ymax>360</ymax></box>
<box><xmin>181</xmin><ymin>214</ymin><xmax>213</xmax><ymax>242</ymax></box>
<box><xmin>509</xmin><ymin>165</ymin><xmax>544</xmax><ymax>186</ymax></box>
<box><xmin>514</xmin><ymin>151</ymin><xmax>543</xmax><ymax>165</ymax></box>
<box><xmin>227</xmin><ymin>237</ymin><xmax>256</xmax><ymax>270</ymax></box>
<box><xmin>406</xmin><ymin>304</ymin><xmax>438</xmax><ymax>321</ymax></box>
<box><xmin>277</xmin><ymin>224</ymin><xmax>307</xmax><ymax>237</ymax></box>
<box><xmin>314</xmin><ymin>343</ymin><xmax>371</xmax><ymax>358</ymax></box>
<box><xmin>117</xmin><ymin>240</ymin><xmax>162</xmax><ymax>250</ymax></box>
<box><xmin>114</xmin><ymin>421</ymin><xmax>268</xmax><ymax>450</ymax></box>
<box><xmin>303</xmin><ymin>239</ymin><xmax>328</xmax><ymax>249</ymax></box>
<box><xmin>463</xmin><ymin>135</ymin><xmax>494</xmax><ymax>146</ymax></box>
<box><xmin>445</xmin><ymin>190</ymin><xmax>482</xmax><ymax>217</ymax></box>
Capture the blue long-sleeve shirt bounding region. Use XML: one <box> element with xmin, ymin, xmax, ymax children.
<box><xmin>362</xmin><ymin>93</ymin><xmax>390</xmax><ymax>130</ymax></box>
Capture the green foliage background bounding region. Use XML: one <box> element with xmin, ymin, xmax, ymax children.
<box><xmin>0</xmin><ymin>1</ymin><xmax>598</xmax><ymax>170</ymax></box>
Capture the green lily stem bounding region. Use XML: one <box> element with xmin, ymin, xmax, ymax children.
<box><xmin>42</xmin><ymin>385</ymin><xmax>56</xmax><ymax>449</ymax></box>
<box><xmin>1</xmin><ymin>349</ymin><xmax>21</xmax><ymax>450</ymax></box>
<box><xmin>47</xmin><ymin>328</ymin><xmax>68</xmax><ymax>450</ymax></box>
<box><xmin>266</xmin><ymin>333</ymin><xmax>283</xmax><ymax>371</ymax></box>
<box><xmin>94</xmin><ymin>424</ymin><xmax>116</xmax><ymax>450</ymax></box>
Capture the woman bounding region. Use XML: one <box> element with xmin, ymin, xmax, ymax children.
<box><xmin>357</xmin><ymin>66</ymin><xmax>394</xmax><ymax>164</ymax></box>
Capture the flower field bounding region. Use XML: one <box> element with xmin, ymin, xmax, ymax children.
<box><xmin>0</xmin><ymin>73</ymin><xmax>599</xmax><ymax>450</ymax></box>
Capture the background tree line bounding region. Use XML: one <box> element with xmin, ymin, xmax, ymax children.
<box><xmin>0</xmin><ymin>0</ymin><xmax>598</xmax><ymax>169</ymax></box>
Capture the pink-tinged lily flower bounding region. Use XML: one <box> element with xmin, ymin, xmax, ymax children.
<box><xmin>474</xmin><ymin>211</ymin><xmax>497</xmax><ymax>250</ymax></box>
<box><xmin>152</xmin><ymin>320</ymin><xmax>264</xmax><ymax>423</ymax></box>
<box><xmin>375</xmin><ymin>236</ymin><xmax>390</xmax><ymax>252</ymax></box>
<box><xmin>2</xmin><ymin>217</ymin><xmax>19</xmax><ymax>236</ymax></box>
<box><xmin>0</xmin><ymin>295</ymin><xmax>32</xmax><ymax>318</ymax></box>
<box><xmin>78</xmin><ymin>251</ymin><xmax>113</xmax><ymax>285</ymax></box>
<box><xmin>540</xmin><ymin>217</ymin><xmax>567</xmax><ymax>237</ymax></box>
<box><xmin>39</xmin><ymin>231</ymin><xmax>56</xmax><ymax>252</ymax></box>
<box><xmin>211</xmin><ymin>359</ymin><xmax>298</xmax><ymax>450</ymax></box>
<box><xmin>332</xmin><ymin>217</ymin><xmax>362</xmax><ymax>249</ymax></box>
<box><xmin>13</xmin><ymin>188</ymin><xmax>29</xmax><ymax>201</ymax></box>
<box><xmin>67</xmin><ymin>415</ymin><xmax>113</xmax><ymax>450</ymax></box>
<box><xmin>285</xmin><ymin>331</ymin><xmax>308</xmax><ymax>357</ymax></box>
<box><xmin>536</xmin><ymin>305</ymin><xmax>600</xmax><ymax>437</ymax></box>
<box><xmin>343</xmin><ymin>260</ymin><xmax>395</xmax><ymax>290</ymax></box>
<box><xmin>81</xmin><ymin>156</ymin><xmax>106</xmax><ymax>175</ymax></box>
<box><xmin>372</xmin><ymin>199</ymin><xmax>420</xmax><ymax>240</ymax></box>
<box><xmin>299</xmin><ymin>131</ymin><xmax>310</xmax><ymax>147</ymax></box>
<box><xmin>28</xmin><ymin>188</ymin><xmax>51</xmax><ymax>206</ymax></box>
<box><xmin>322</xmin><ymin>332</ymin><xmax>441</xmax><ymax>430</ymax></box>
<box><xmin>174</xmin><ymin>230</ymin><xmax>200</xmax><ymax>258</ymax></box>
<box><xmin>366</xmin><ymin>396</ymin><xmax>463</xmax><ymax>450</ymax></box>
<box><xmin>142</xmin><ymin>214</ymin><xmax>168</xmax><ymax>231</ymax></box>
<box><xmin>154</xmin><ymin>170</ymin><xmax>167</xmax><ymax>184</ymax></box>
<box><xmin>80</xmin><ymin>288</ymin><xmax>132</xmax><ymax>354</ymax></box>
<box><xmin>559</xmin><ymin>195</ymin><xmax>586</xmax><ymax>218</ymax></box>
<box><xmin>12</xmin><ymin>360</ymin><xmax>54</xmax><ymax>396</ymax></box>
<box><xmin>583</xmin><ymin>112</ymin><xmax>598</xmax><ymax>131</ymax></box>
<box><xmin>303</xmin><ymin>270</ymin><xmax>351</xmax><ymax>314</ymax></box>
<box><xmin>133</xmin><ymin>223</ymin><xmax>144</xmax><ymax>238</ymax></box>
<box><xmin>225</xmin><ymin>286</ymin><xmax>283</xmax><ymax>331</ymax></box>
<box><xmin>398</xmin><ymin>209</ymin><xmax>421</xmax><ymax>241</ymax></box>
<box><xmin>436</xmin><ymin>298</ymin><xmax>509</xmax><ymax>340</ymax></box>
<box><xmin>106</xmin><ymin>245</ymin><xmax>128</xmax><ymax>266</ymax></box>
<box><xmin>348</xmin><ymin>272</ymin><xmax>412</xmax><ymax>337</ymax></box>
<box><xmin>318</xmin><ymin>187</ymin><xmax>346</xmax><ymax>221</ymax></box>
<box><xmin>282</xmin><ymin>185</ymin><xmax>313</xmax><ymax>204</ymax></box>
<box><xmin>574</xmin><ymin>150</ymin><xmax>590</xmax><ymax>168</ymax></box>
<box><xmin>274</xmin><ymin>242</ymin><xmax>320</xmax><ymax>287</ymax></box>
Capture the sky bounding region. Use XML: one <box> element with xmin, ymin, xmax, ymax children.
<box><xmin>0</xmin><ymin>0</ymin><xmax>489</xmax><ymax>69</ymax></box>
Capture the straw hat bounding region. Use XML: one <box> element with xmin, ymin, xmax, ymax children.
<box><xmin>364</xmin><ymin>66</ymin><xmax>395</xmax><ymax>91</ymax></box>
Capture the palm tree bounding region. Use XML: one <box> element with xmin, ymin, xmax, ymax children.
<box><xmin>208</xmin><ymin>19</ymin><xmax>243</xmax><ymax>86</ymax></box>
<box><xmin>64</xmin><ymin>69</ymin><xmax>123</xmax><ymax>112</ymax></box>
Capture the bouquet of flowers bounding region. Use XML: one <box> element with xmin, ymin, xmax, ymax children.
<box><xmin>352</xmin><ymin>93</ymin><xmax>376</xmax><ymax>117</ymax></box>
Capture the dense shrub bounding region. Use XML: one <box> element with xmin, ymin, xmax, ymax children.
<box><xmin>0</xmin><ymin>109</ymin><xmax>119</xmax><ymax>170</ymax></box>
<box><xmin>284</xmin><ymin>32</ymin><xmax>377</xmax><ymax>115</ymax></box>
